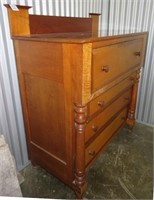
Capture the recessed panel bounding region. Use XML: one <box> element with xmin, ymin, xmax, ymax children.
<box><xmin>25</xmin><ymin>74</ymin><xmax>66</xmax><ymax>162</ymax></box>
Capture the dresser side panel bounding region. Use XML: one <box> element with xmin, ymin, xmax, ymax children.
<box><xmin>13</xmin><ymin>40</ymin><xmax>70</xmax><ymax>183</ymax></box>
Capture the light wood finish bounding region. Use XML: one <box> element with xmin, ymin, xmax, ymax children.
<box><xmin>5</xmin><ymin>4</ymin><xmax>98</xmax><ymax>37</ymax></box>
<box><xmin>4</xmin><ymin>5</ymin><xmax>31</xmax><ymax>36</ymax></box>
<box><xmin>5</xmin><ymin>4</ymin><xmax>148</xmax><ymax>198</ymax></box>
<box><xmin>127</xmin><ymin>69</ymin><xmax>141</xmax><ymax>129</ymax></box>
<box><xmin>89</xmin><ymin>13</ymin><xmax>100</xmax><ymax>37</ymax></box>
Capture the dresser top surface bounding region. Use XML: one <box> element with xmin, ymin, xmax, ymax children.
<box><xmin>12</xmin><ymin>30</ymin><xmax>147</xmax><ymax>43</ymax></box>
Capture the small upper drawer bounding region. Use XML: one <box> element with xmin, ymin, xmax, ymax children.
<box><xmin>92</xmin><ymin>39</ymin><xmax>142</xmax><ymax>92</ymax></box>
<box><xmin>88</xmin><ymin>74</ymin><xmax>135</xmax><ymax>117</ymax></box>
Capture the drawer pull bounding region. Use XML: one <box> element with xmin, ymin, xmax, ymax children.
<box><xmin>101</xmin><ymin>65</ymin><xmax>109</xmax><ymax>72</ymax></box>
<box><xmin>135</xmin><ymin>51</ymin><xmax>141</xmax><ymax>56</ymax></box>
<box><xmin>89</xmin><ymin>150</ymin><xmax>96</xmax><ymax>156</ymax></box>
<box><xmin>92</xmin><ymin>125</ymin><xmax>98</xmax><ymax>132</ymax></box>
<box><xmin>97</xmin><ymin>101</ymin><xmax>105</xmax><ymax>107</ymax></box>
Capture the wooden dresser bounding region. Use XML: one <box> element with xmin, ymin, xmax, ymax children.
<box><xmin>5</xmin><ymin>5</ymin><xmax>147</xmax><ymax>198</ymax></box>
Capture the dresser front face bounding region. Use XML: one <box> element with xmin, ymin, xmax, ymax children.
<box><xmin>81</xmin><ymin>35</ymin><xmax>146</xmax><ymax>170</ymax></box>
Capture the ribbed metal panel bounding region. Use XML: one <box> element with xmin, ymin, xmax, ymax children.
<box><xmin>109</xmin><ymin>0</ymin><xmax>154</xmax><ymax>126</ymax></box>
<box><xmin>0</xmin><ymin>0</ymin><xmax>104</xmax><ymax>170</ymax></box>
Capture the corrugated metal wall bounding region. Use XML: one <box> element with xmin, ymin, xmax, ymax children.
<box><xmin>108</xmin><ymin>0</ymin><xmax>154</xmax><ymax>126</ymax></box>
<box><xmin>0</xmin><ymin>0</ymin><xmax>153</xmax><ymax>170</ymax></box>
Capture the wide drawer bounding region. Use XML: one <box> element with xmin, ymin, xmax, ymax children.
<box><xmin>92</xmin><ymin>39</ymin><xmax>142</xmax><ymax>92</ymax></box>
<box><xmin>85</xmin><ymin>89</ymin><xmax>132</xmax><ymax>143</ymax></box>
<box><xmin>85</xmin><ymin>108</ymin><xmax>128</xmax><ymax>167</ymax></box>
<box><xmin>88</xmin><ymin>75</ymin><xmax>135</xmax><ymax>117</ymax></box>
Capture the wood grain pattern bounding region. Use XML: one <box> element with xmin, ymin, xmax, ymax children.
<box><xmin>62</xmin><ymin>43</ymin><xmax>75</xmax><ymax>184</ymax></box>
<box><xmin>5</xmin><ymin>5</ymin><xmax>30</xmax><ymax>36</ymax></box>
<box><xmin>82</xmin><ymin>43</ymin><xmax>92</xmax><ymax>104</ymax></box>
<box><xmin>15</xmin><ymin>40</ymin><xmax>63</xmax><ymax>83</ymax></box>
<box><xmin>25</xmin><ymin>75</ymin><xmax>66</xmax><ymax>161</ymax></box>
<box><xmin>29</xmin><ymin>15</ymin><xmax>92</xmax><ymax>34</ymax></box>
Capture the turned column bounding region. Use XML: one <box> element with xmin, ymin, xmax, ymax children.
<box><xmin>74</xmin><ymin>104</ymin><xmax>88</xmax><ymax>198</ymax></box>
<box><xmin>127</xmin><ymin>69</ymin><xmax>141</xmax><ymax>129</ymax></box>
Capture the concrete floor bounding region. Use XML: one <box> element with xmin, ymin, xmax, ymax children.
<box><xmin>20</xmin><ymin>122</ymin><xmax>153</xmax><ymax>199</ymax></box>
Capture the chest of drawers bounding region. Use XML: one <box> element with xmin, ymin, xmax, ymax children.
<box><xmin>5</xmin><ymin>4</ymin><xmax>147</xmax><ymax>198</ymax></box>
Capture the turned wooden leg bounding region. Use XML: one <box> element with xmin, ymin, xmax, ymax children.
<box><xmin>127</xmin><ymin>69</ymin><xmax>140</xmax><ymax>130</ymax></box>
<box><xmin>73</xmin><ymin>104</ymin><xmax>88</xmax><ymax>198</ymax></box>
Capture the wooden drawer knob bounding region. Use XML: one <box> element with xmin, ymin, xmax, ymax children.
<box><xmin>101</xmin><ymin>65</ymin><xmax>109</xmax><ymax>72</ymax></box>
<box><xmin>89</xmin><ymin>150</ymin><xmax>96</xmax><ymax>156</ymax></box>
<box><xmin>97</xmin><ymin>101</ymin><xmax>105</xmax><ymax>107</ymax></box>
<box><xmin>135</xmin><ymin>51</ymin><xmax>141</xmax><ymax>56</ymax></box>
<box><xmin>92</xmin><ymin>125</ymin><xmax>98</xmax><ymax>132</ymax></box>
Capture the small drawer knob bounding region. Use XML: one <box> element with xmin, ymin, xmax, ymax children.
<box><xmin>97</xmin><ymin>101</ymin><xmax>105</xmax><ymax>107</ymax></box>
<box><xmin>135</xmin><ymin>51</ymin><xmax>141</xmax><ymax>56</ymax></box>
<box><xmin>92</xmin><ymin>125</ymin><xmax>98</xmax><ymax>132</ymax></box>
<box><xmin>101</xmin><ymin>65</ymin><xmax>109</xmax><ymax>72</ymax></box>
<box><xmin>89</xmin><ymin>150</ymin><xmax>96</xmax><ymax>156</ymax></box>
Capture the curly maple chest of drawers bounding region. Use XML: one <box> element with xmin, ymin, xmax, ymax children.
<box><xmin>5</xmin><ymin>5</ymin><xmax>147</xmax><ymax>198</ymax></box>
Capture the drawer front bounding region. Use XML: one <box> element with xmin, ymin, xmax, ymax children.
<box><xmin>88</xmin><ymin>75</ymin><xmax>135</xmax><ymax>117</ymax></box>
<box><xmin>85</xmin><ymin>108</ymin><xmax>128</xmax><ymax>166</ymax></box>
<box><xmin>85</xmin><ymin>89</ymin><xmax>132</xmax><ymax>143</ymax></box>
<box><xmin>92</xmin><ymin>39</ymin><xmax>142</xmax><ymax>92</ymax></box>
